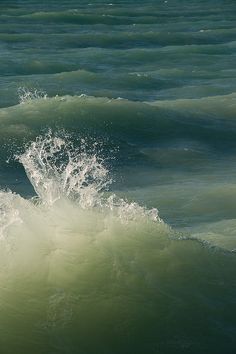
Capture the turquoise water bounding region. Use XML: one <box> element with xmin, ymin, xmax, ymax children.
<box><xmin>0</xmin><ymin>1</ymin><xmax>236</xmax><ymax>353</ymax></box>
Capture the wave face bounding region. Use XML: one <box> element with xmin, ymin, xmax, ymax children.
<box><xmin>0</xmin><ymin>133</ymin><xmax>235</xmax><ymax>354</ymax></box>
<box><xmin>1</xmin><ymin>0</ymin><xmax>236</xmax><ymax>353</ymax></box>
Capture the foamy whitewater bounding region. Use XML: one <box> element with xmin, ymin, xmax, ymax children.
<box><xmin>0</xmin><ymin>1</ymin><xmax>236</xmax><ymax>353</ymax></box>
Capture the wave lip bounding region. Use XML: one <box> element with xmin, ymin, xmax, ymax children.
<box><xmin>18</xmin><ymin>132</ymin><xmax>111</xmax><ymax>208</ymax></box>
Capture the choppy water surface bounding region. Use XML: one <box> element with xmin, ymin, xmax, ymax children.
<box><xmin>0</xmin><ymin>1</ymin><xmax>236</xmax><ymax>353</ymax></box>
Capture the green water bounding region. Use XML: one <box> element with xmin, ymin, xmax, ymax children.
<box><xmin>0</xmin><ymin>1</ymin><xmax>236</xmax><ymax>353</ymax></box>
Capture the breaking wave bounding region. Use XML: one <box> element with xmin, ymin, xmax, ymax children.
<box><xmin>0</xmin><ymin>132</ymin><xmax>235</xmax><ymax>354</ymax></box>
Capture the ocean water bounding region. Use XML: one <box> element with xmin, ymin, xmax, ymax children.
<box><xmin>0</xmin><ymin>1</ymin><xmax>236</xmax><ymax>353</ymax></box>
